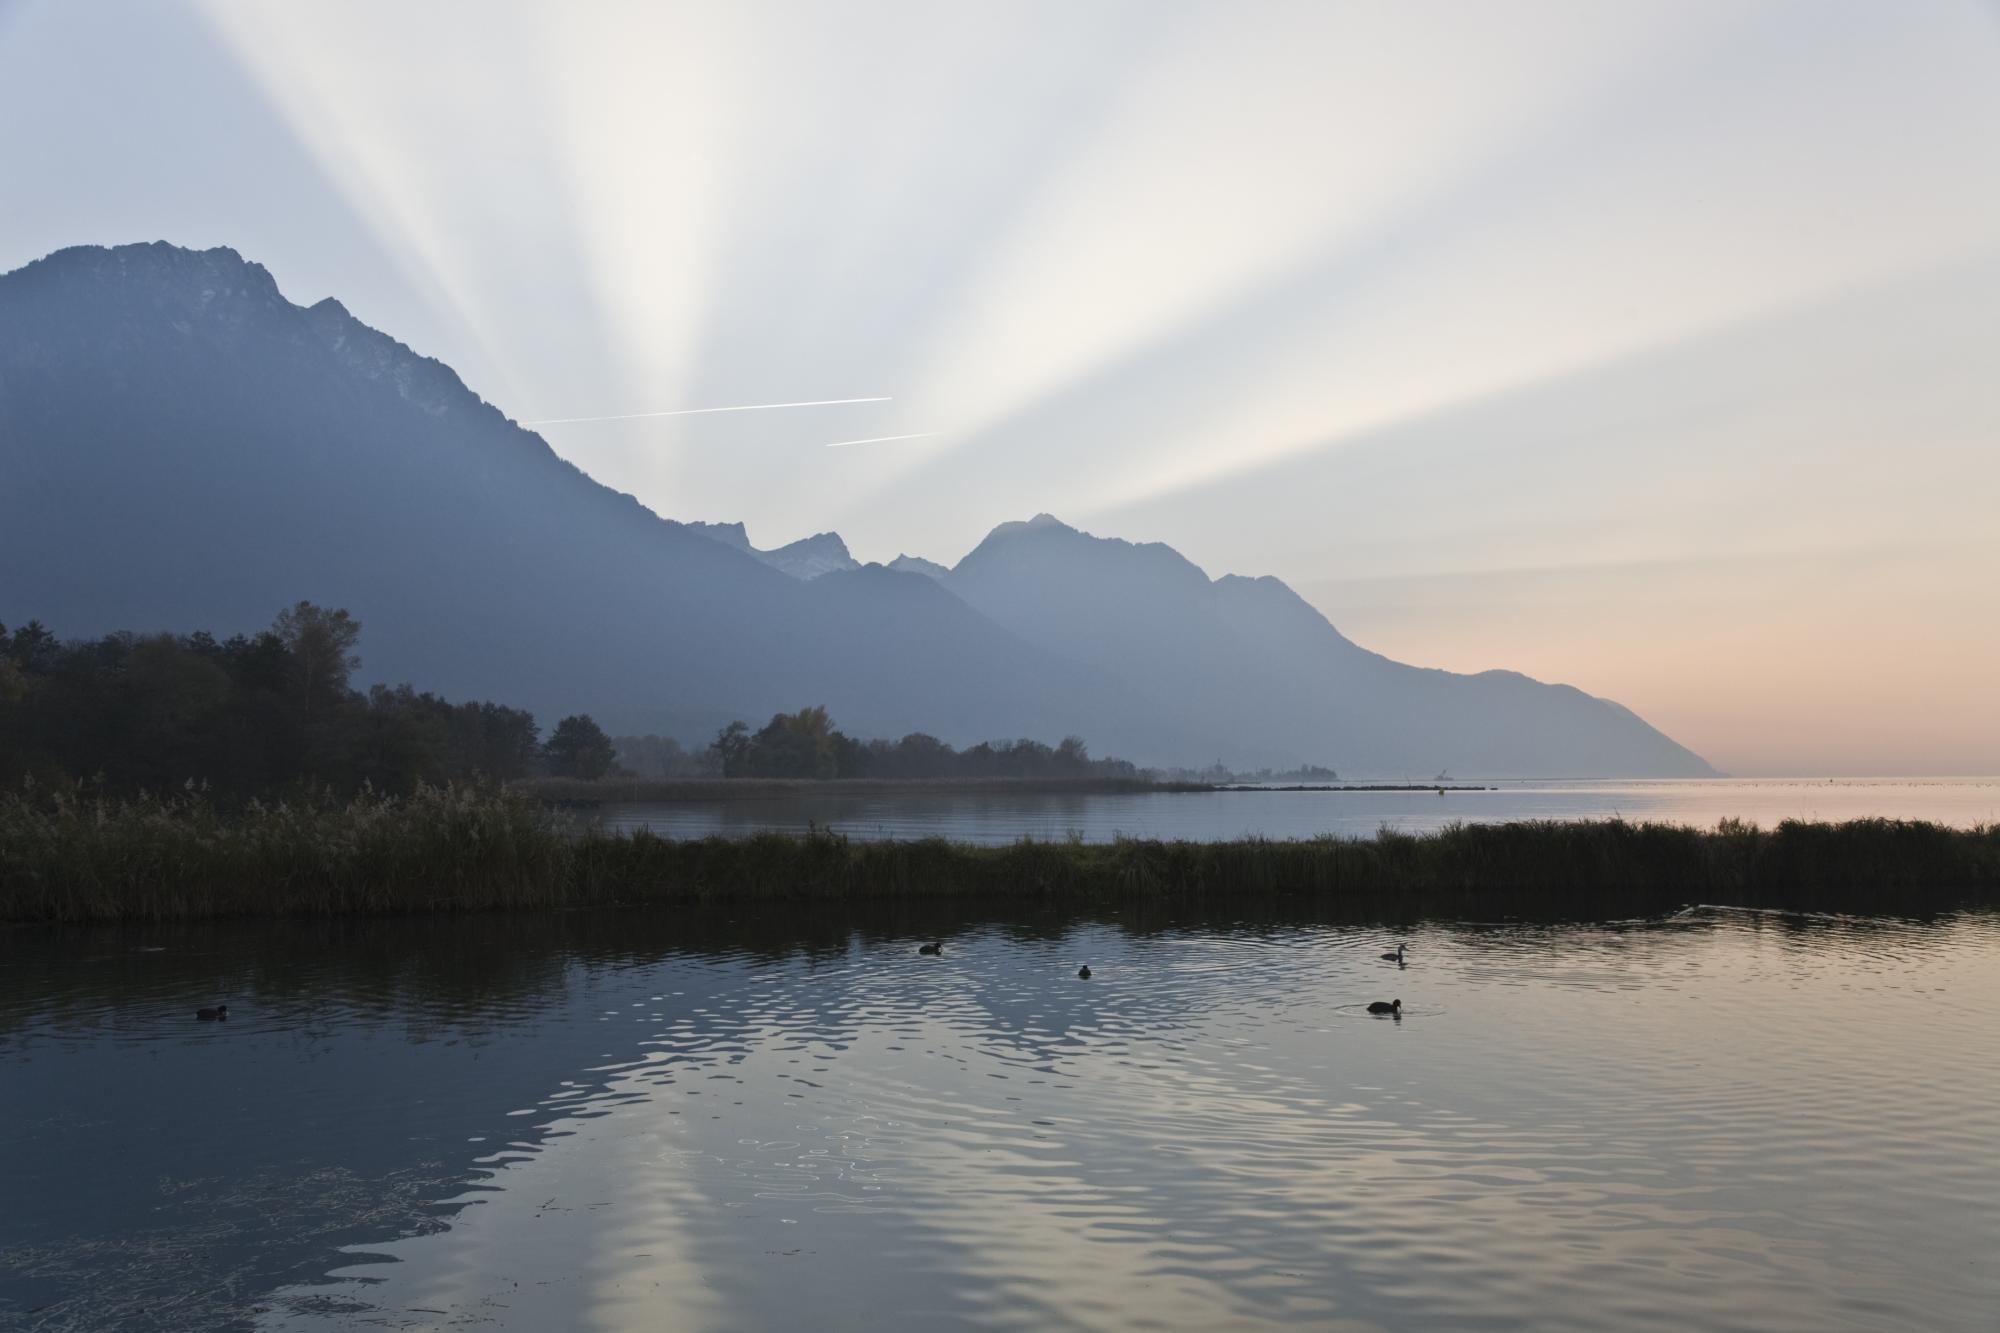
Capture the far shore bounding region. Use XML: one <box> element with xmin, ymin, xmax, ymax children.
<box><xmin>520</xmin><ymin>776</ymin><xmax>1499</xmax><ymax>803</ymax></box>
<box><xmin>521</xmin><ymin>775</ymin><xmax>1210</xmax><ymax>802</ymax></box>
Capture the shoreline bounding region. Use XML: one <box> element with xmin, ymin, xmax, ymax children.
<box><xmin>523</xmin><ymin>776</ymin><xmax>1500</xmax><ymax>804</ymax></box>
<box><xmin>522</xmin><ymin>775</ymin><xmax>1214</xmax><ymax>803</ymax></box>
<box><xmin>1219</xmin><ymin>783</ymin><xmax>1496</xmax><ymax>793</ymax></box>
<box><xmin>4</xmin><ymin>787</ymin><xmax>1995</xmax><ymax>924</ymax></box>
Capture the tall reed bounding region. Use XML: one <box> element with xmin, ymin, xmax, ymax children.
<box><xmin>3</xmin><ymin>782</ymin><xmax>1995</xmax><ymax>923</ymax></box>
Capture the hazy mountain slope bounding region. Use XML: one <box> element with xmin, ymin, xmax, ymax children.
<box><xmin>0</xmin><ymin>243</ymin><xmax>1192</xmax><ymax>754</ymax></box>
<box><xmin>946</xmin><ymin>516</ymin><xmax>1715</xmax><ymax>776</ymax></box>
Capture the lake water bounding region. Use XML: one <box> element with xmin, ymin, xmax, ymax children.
<box><xmin>5</xmin><ymin>904</ymin><xmax>1996</xmax><ymax>1331</ymax></box>
<box><xmin>599</xmin><ymin>777</ymin><xmax>2000</xmax><ymax>844</ymax></box>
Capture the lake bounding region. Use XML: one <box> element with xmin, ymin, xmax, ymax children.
<box><xmin>598</xmin><ymin>776</ymin><xmax>2000</xmax><ymax>844</ymax></box>
<box><xmin>4</xmin><ymin>903</ymin><xmax>1996</xmax><ymax>1331</ymax></box>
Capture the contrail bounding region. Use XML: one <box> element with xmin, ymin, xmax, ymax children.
<box><xmin>523</xmin><ymin>396</ymin><xmax>890</xmax><ymax>426</ymax></box>
<box><xmin>824</xmin><ymin>433</ymin><xmax>935</xmax><ymax>448</ymax></box>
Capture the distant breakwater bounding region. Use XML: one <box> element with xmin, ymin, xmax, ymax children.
<box><xmin>3</xmin><ymin>785</ymin><xmax>1995</xmax><ymax>923</ymax></box>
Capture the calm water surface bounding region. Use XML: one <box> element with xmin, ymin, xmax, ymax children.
<box><xmin>4</xmin><ymin>905</ymin><xmax>1996</xmax><ymax>1331</ymax></box>
<box><xmin>598</xmin><ymin>777</ymin><xmax>2000</xmax><ymax>844</ymax></box>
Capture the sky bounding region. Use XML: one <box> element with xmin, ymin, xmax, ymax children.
<box><xmin>2</xmin><ymin>0</ymin><xmax>1997</xmax><ymax>776</ymax></box>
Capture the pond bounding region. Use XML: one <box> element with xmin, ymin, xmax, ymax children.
<box><xmin>596</xmin><ymin>776</ymin><xmax>2000</xmax><ymax>844</ymax></box>
<box><xmin>4</xmin><ymin>903</ymin><xmax>1996</xmax><ymax>1331</ymax></box>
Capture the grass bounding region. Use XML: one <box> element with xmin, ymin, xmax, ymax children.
<box><xmin>3</xmin><ymin>782</ymin><xmax>1996</xmax><ymax>924</ymax></box>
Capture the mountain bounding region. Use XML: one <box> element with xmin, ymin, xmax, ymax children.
<box><xmin>0</xmin><ymin>242</ymin><xmax>1713</xmax><ymax>775</ymax></box>
<box><xmin>938</xmin><ymin>515</ymin><xmax>1714</xmax><ymax>777</ymax></box>
<box><xmin>886</xmin><ymin>554</ymin><xmax>950</xmax><ymax>580</ymax></box>
<box><xmin>760</xmin><ymin>533</ymin><xmax>859</xmax><ymax>580</ymax></box>
<box><xmin>682</xmin><ymin>520</ymin><xmax>756</xmax><ymax>552</ymax></box>
<box><xmin>0</xmin><ymin>242</ymin><xmax>1191</xmax><ymax>756</ymax></box>
<box><xmin>686</xmin><ymin>522</ymin><xmax>860</xmax><ymax>580</ymax></box>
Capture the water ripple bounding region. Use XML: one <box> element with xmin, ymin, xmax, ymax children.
<box><xmin>2</xmin><ymin>909</ymin><xmax>1996</xmax><ymax>1331</ymax></box>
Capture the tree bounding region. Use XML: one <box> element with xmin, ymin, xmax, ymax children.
<box><xmin>747</xmin><ymin>706</ymin><xmax>840</xmax><ymax>778</ymax></box>
<box><xmin>271</xmin><ymin>601</ymin><xmax>361</xmax><ymax>718</ymax></box>
<box><xmin>709</xmin><ymin>720</ymin><xmax>752</xmax><ymax>777</ymax></box>
<box><xmin>3</xmin><ymin>620</ymin><xmax>59</xmax><ymax>673</ymax></box>
<box><xmin>463</xmin><ymin>701</ymin><xmax>541</xmax><ymax>780</ymax></box>
<box><xmin>545</xmin><ymin>713</ymin><xmax>615</xmax><ymax>779</ymax></box>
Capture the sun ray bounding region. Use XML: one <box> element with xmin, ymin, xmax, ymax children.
<box><xmin>824</xmin><ymin>433</ymin><xmax>936</xmax><ymax>449</ymax></box>
<box><xmin>524</xmin><ymin>397</ymin><xmax>890</xmax><ymax>427</ymax></box>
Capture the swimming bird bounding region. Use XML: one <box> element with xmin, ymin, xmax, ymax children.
<box><xmin>1380</xmin><ymin>944</ymin><xmax>1406</xmax><ymax>963</ymax></box>
<box><xmin>1366</xmin><ymin>999</ymin><xmax>1401</xmax><ymax>1015</ymax></box>
<box><xmin>195</xmin><ymin>1004</ymin><xmax>228</xmax><ymax>1022</ymax></box>
<box><xmin>918</xmin><ymin>942</ymin><xmax>942</xmax><ymax>956</ymax></box>
<box><xmin>1077</xmin><ymin>965</ymin><xmax>1092</xmax><ymax>980</ymax></box>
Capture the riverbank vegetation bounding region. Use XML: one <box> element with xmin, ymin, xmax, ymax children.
<box><xmin>4</xmin><ymin>784</ymin><xmax>1994</xmax><ymax>924</ymax></box>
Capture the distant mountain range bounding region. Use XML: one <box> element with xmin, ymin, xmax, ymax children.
<box><xmin>0</xmin><ymin>243</ymin><xmax>1715</xmax><ymax>775</ymax></box>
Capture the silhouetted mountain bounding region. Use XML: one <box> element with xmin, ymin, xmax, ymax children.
<box><xmin>0</xmin><ymin>242</ymin><xmax>1712</xmax><ymax>774</ymax></box>
<box><xmin>686</xmin><ymin>521</ymin><xmax>860</xmax><ymax>580</ymax></box>
<box><xmin>941</xmin><ymin>515</ymin><xmax>1715</xmax><ymax>776</ymax></box>
<box><xmin>0</xmin><ymin>243</ymin><xmax>1185</xmax><ymax>754</ymax></box>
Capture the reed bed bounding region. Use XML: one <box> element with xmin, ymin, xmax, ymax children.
<box><xmin>3</xmin><ymin>783</ymin><xmax>1995</xmax><ymax>923</ymax></box>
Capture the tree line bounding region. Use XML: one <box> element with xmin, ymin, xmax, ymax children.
<box><xmin>0</xmin><ymin>603</ymin><xmax>613</xmax><ymax>794</ymax></box>
<box><xmin>612</xmin><ymin>707</ymin><xmax>1140</xmax><ymax>782</ymax></box>
<box><xmin>0</xmin><ymin>605</ymin><xmax>1145</xmax><ymax>794</ymax></box>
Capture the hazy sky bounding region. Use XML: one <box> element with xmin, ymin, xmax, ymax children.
<box><xmin>3</xmin><ymin>0</ymin><xmax>1997</xmax><ymax>776</ymax></box>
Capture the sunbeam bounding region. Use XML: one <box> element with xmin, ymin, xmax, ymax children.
<box><xmin>524</xmin><ymin>397</ymin><xmax>891</xmax><ymax>426</ymax></box>
<box><xmin>824</xmin><ymin>433</ymin><xmax>936</xmax><ymax>449</ymax></box>
<box><xmin>10</xmin><ymin>10</ymin><xmax>2000</xmax><ymax>1328</ymax></box>
<box><xmin>4</xmin><ymin>0</ymin><xmax>1996</xmax><ymax>774</ymax></box>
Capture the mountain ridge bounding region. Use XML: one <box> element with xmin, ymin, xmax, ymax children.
<box><xmin>938</xmin><ymin>512</ymin><xmax>1712</xmax><ymax>775</ymax></box>
<box><xmin>0</xmin><ymin>242</ymin><xmax>1713</xmax><ymax>775</ymax></box>
<box><xmin>684</xmin><ymin>524</ymin><xmax>861</xmax><ymax>580</ymax></box>
<box><xmin>0</xmin><ymin>241</ymin><xmax>1201</xmax><ymax>760</ymax></box>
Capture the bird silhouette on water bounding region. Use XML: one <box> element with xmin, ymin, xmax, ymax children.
<box><xmin>195</xmin><ymin>1004</ymin><xmax>228</xmax><ymax>1022</ymax></box>
<box><xmin>1367</xmin><ymin>999</ymin><xmax>1401</xmax><ymax>1016</ymax></box>
<box><xmin>1077</xmin><ymin>965</ymin><xmax>1092</xmax><ymax>980</ymax></box>
<box><xmin>1380</xmin><ymin>944</ymin><xmax>1406</xmax><ymax>964</ymax></box>
<box><xmin>918</xmin><ymin>942</ymin><xmax>942</xmax><ymax>956</ymax></box>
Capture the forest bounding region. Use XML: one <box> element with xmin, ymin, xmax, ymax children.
<box><xmin>1</xmin><ymin>603</ymin><xmax>602</xmax><ymax>794</ymax></box>
<box><xmin>0</xmin><ymin>605</ymin><xmax>1141</xmax><ymax>794</ymax></box>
